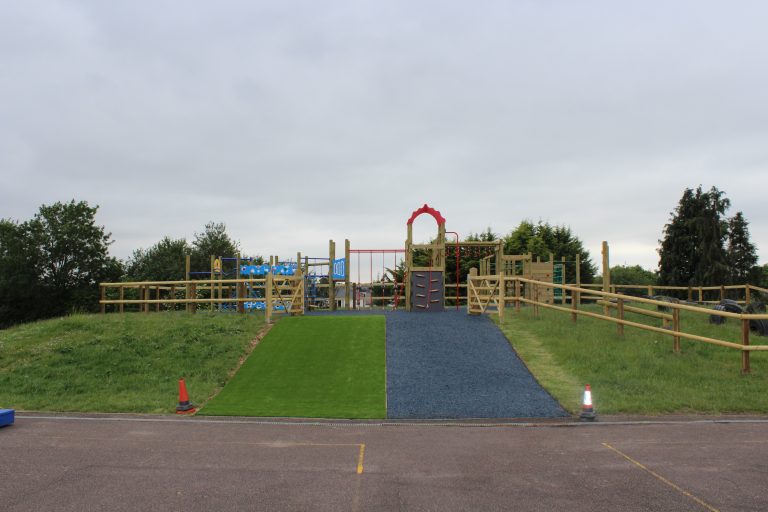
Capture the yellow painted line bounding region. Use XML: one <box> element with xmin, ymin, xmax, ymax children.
<box><xmin>602</xmin><ymin>442</ymin><xmax>720</xmax><ymax>512</ymax></box>
<box><xmin>357</xmin><ymin>443</ymin><xmax>366</xmax><ymax>475</ymax></box>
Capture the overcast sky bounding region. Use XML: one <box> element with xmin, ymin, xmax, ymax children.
<box><xmin>1</xmin><ymin>1</ymin><xmax>766</xmax><ymax>274</ymax></box>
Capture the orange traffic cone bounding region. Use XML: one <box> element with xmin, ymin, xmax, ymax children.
<box><xmin>579</xmin><ymin>384</ymin><xmax>596</xmax><ymax>421</ymax></box>
<box><xmin>176</xmin><ymin>378</ymin><xmax>197</xmax><ymax>414</ymax></box>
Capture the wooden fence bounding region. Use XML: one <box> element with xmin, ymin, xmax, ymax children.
<box><xmin>468</xmin><ymin>274</ymin><xmax>768</xmax><ymax>374</ymax></box>
<box><xmin>100</xmin><ymin>274</ymin><xmax>304</xmax><ymax>323</ymax></box>
<box><xmin>580</xmin><ymin>283</ymin><xmax>768</xmax><ymax>304</ymax></box>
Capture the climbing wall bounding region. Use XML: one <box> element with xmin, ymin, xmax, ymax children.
<box><xmin>410</xmin><ymin>271</ymin><xmax>444</xmax><ymax>312</ymax></box>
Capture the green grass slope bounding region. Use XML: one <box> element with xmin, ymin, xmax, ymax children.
<box><xmin>0</xmin><ymin>313</ymin><xmax>265</xmax><ymax>413</ymax></box>
<box><xmin>497</xmin><ymin>305</ymin><xmax>768</xmax><ymax>414</ymax></box>
<box><xmin>199</xmin><ymin>316</ymin><xmax>386</xmax><ymax>418</ymax></box>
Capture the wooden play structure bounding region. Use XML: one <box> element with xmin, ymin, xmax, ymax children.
<box><xmin>98</xmin><ymin>202</ymin><xmax>768</xmax><ymax>373</ymax></box>
<box><xmin>98</xmin><ymin>203</ymin><xmax>605</xmax><ymax>318</ymax></box>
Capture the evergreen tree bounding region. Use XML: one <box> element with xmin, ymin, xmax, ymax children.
<box><xmin>190</xmin><ymin>222</ymin><xmax>240</xmax><ymax>272</ymax></box>
<box><xmin>125</xmin><ymin>237</ymin><xmax>190</xmax><ymax>282</ymax></box>
<box><xmin>658</xmin><ymin>186</ymin><xmax>730</xmax><ymax>286</ymax></box>
<box><xmin>503</xmin><ymin>221</ymin><xmax>597</xmax><ymax>282</ymax></box>
<box><xmin>726</xmin><ymin>211</ymin><xmax>759</xmax><ymax>284</ymax></box>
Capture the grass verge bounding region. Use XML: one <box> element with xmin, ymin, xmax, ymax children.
<box><xmin>199</xmin><ymin>315</ymin><xmax>386</xmax><ymax>418</ymax></box>
<box><xmin>496</xmin><ymin>305</ymin><xmax>768</xmax><ymax>414</ymax></box>
<box><xmin>0</xmin><ymin>312</ymin><xmax>265</xmax><ymax>413</ymax></box>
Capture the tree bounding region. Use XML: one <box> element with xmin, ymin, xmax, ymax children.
<box><xmin>125</xmin><ymin>237</ymin><xmax>190</xmax><ymax>282</ymax></box>
<box><xmin>0</xmin><ymin>219</ymin><xmax>43</xmax><ymax>327</ymax></box>
<box><xmin>726</xmin><ymin>211</ymin><xmax>759</xmax><ymax>284</ymax></box>
<box><xmin>603</xmin><ymin>265</ymin><xmax>657</xmax><ymax>296</ymax></box>
<box><xmin>503</xmin><ymin>221</ymin><xmax>597</xmax><ymax>283</ymax></box>
<box><xmin>608</xmin><ymin>265</ymin><xmax>657</xmax><ymax>286</ymax></box>
<box><xmin>190</xmin><ymin>222</ymin><xmax>239</xmax><ymax>272</ymax></box>
<box><xmin>24</xmin><ymin>200</ymin><xmax>122</xmax><ymax>315</ymax></box>
<box><xmin>658</xmin><ymin>186</ymin><xmax>730</xmax><ymax>286</ymax></box>
<box><xmin>0</xmin><ymin>201</ymin><xmax>121</xmax><ymax>326</ymax></box>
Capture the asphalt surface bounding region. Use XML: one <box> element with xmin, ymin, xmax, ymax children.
<box><xmin>2</xmin><ymin>414</ymin><xmax>768</xmax><ymax>511</ymax></box>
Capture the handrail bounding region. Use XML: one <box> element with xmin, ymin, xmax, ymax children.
<box><xmin>468</xmin><ymin>274</ymin><xmax>768</xmax><ymax>373</ymax></box>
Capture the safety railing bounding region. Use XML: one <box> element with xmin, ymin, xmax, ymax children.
<box><xmin>468</xmin><ymin>275</ymin><xmax>768</xmax><ymax>374</ymax></box>
<box><xmin>579</xmin><ymin>283</ymin><xmax>767</xmax><ymax>304</ymax></box>
<box><xmin>100</xmin><ymin>274</ymin><xmax>304</xmax><ymax>323</ymax></box>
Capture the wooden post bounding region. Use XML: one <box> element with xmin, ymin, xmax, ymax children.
<box><xmin>142</xmin><ymin>286</ymin><xmax>149</xmax><ymax>314</ymax></box>
<box><xmin>100</xmin><ymin>286</ymin><xmax>106</xmax><ymax>314</ymax></box>
<box><xmin>170</xmin><ymin>285</ymin><xmax>176</xmax><ymax>312</ymax></box>
<box><xmin>561</xmin><ymin>256</ymin><xmax>567</xmax><ymax>305</ymax></box>
<box><xmin>742</xmin><ymin>318</ymin><xmax>751</xmax><ymax>374</ymax></box>
<box><xmin>210</xmin><ymin>255</ymin><xmax>215</xmax><ymax>313</ymax></box>
<box><xmin>515</xmin><ymin>278</ymin><xmax>521</xmax><ymax>312</ymax></box>
<box><xmin>236</xmin><ymin>280</ymin><xmax>244</xmax><ymax>314</ymax></box>
<box><xmin>156</xmin><ymin>285</ymin><xmax>161</xmax><ymax>312</ymax></box>
<box><xmin>296</xmin><ymin>251</ymin><xmax>304</xmax><ymax>314</ymax></box>
<box><xmin>698</xmin><ymin>287</ymin><xmax>703</xmax><ymax>303</ymax></box>
<box><xmin>497</xmin><ymin>277</ymin><xmax>505</xmax><ymax>322</ymax></box>
<box><xmin>345</xmin><ymin>239</ymin><xmax>351</xmax><ymax>310</ymax></box>
<box><xmin>647</xmin><ymin>285</ymin><xmax>653</xmax><ymax>298</ymax></box>
<box><xmin>575</xmin><ymin>253</ymin><xmax>581</xmax><ymax>306</ymax></box>
<box><xmin>185</xmin><ymin>255</ymin><xmax>191</xmax><ymax>313</ymax></box>
<box><xmin>190</xmin><ymin>283</ymin><xmax>197</xmax><ymax>314</ymax></box>
<box><xmin>571</xmin><ymin>285</ymin><xmax>577</xmax><ymax>323</ymax></box>
<box><xmin>533</xmin><ymin>282</ymin><xmax>539</xmax><ymax>317</ymax></box>
<box><xmin>266</xmin><ymin>270</ymin><xmax>273</xmax><ymax>324</ymax></box>
<box><xmin>495</xmin><ymin>240</ymin><xmax>503</xmax><ymax>278</ymax></box>
<box><xmin>617</xmin><ymin>296</ymin><xmax>624</xmax><ymax>336</ymax></box>
<box><xmin>329</xmin><ymin>240</ymin><xmax>336</xmax><ymax>311</ymax></box>
<box><xmin>601</xmin><ymin>241</ymin><xmax>610</xmax><ymax>316</ymax></box>
<box><xmin>119</xmin><ymin>286</ymin><xmax>124</xmax><ymax>314</ymax></box>
<box><xmin>672</xmin><ymin>307</ymin><xmax>681</xmax><ymax>353</ymax></box>
<box><xmin>468</xmin><ymin>268</ymin><xmax>477</xmax><ymax>315</ymax></box>
<box><xmin>687</xmin><ymin>286</ymin><xmax>692</xmax><ymax>302</ymax></box>
<box><xmin>236</xmin><ymin>253</ymin><xmax>243</xmax><ymax>314</ymax></box>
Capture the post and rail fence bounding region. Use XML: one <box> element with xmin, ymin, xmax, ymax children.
<box><xmin>468</xmin><ymin>274</ymin><xmax>768</xmax><ymax>374</ymax></box>
<box><xmin>100</xmin><ymin>275</ymin><xmax>304</xmax><ymax>323</ymax></box>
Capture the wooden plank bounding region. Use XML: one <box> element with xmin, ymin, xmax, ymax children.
<box><xmin>602</xmin><ymin>241</ymin><xmax>610</xmax><ymax>316</ymax></box>
<box><xmin>517</xmin><ymin>297</ymin><xmax>747</xmax><ymax>350</ymax></box>
<box><xmin>345</xmin><ymin>239</ymin><xmax>351</xmax><ymax>310</ymax></box>
<box><xmin>742</xmin><ymin>319</ymin><xmax>750</xmax><ymax>374</ymax></box>
<box><xmin>329</xmin><ymin>239</ymin><xmax>336</xmax><ymax>311</ymax></box>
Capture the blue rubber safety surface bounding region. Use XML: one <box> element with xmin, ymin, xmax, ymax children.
<box><xmin>310</xmin><ymin>310</ymin><xmax>568</xmax><ymax>419</ymax></box>
<box><xmin>385</xmin><ymin>311</ymin><xmax>567</xmax><ymax>419</ymax></box>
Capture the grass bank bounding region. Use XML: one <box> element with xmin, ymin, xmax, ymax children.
<box><xmin>0</xmin><ymin>312</ymin><xmax>265</xmax><ymax>413</ymax></box>
<box><xmin>199</xmin><ymin>316</ymin><xmax>386</xmax><ymax>418</ymax></box>
<box><xmin>497</xmin><ymin>305</ymin><xmax>768</xmax><ymax>414</ymax></box>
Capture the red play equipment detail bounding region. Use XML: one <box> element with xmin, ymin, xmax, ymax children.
<box><xmin>406</xmin><ymin>204</ymin><xmax>446</xmax><ymax>226</ymax></box>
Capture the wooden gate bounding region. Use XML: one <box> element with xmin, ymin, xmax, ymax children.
<box><xmin>265</xmin><ymin>274</ymin><xmax>305</xmax><ymax>322</ymax></box>
<box><xmin>468</xmin><ymin>275</ymin><xmax>502</xmax><ymax>317</ymax></box>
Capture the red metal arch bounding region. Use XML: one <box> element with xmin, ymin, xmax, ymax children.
<box><xmin>406</xmin><ymin>204</ymin><xmax>446</xmax><ymax>226</ymax></box>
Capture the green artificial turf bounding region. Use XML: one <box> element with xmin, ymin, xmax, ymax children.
<box><xmin>496</xmin><ymin>305</ymin><xmax>768</xmax><ymax>414</ymax></box>
<box><xmin>0</xmin><ymin>312</ymin><xmax>265</xmax><ymax>413</ymax></box>
<box><xmin>199</xmin><ymin>316</ymin><xmax>386</xmax><ymax>418</ymax></box>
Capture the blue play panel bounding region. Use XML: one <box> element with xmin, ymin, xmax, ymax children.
<box><xmin>0</xmin><ymin>409</ymin><xmax>14</xmax><ymax>427</ymax></box>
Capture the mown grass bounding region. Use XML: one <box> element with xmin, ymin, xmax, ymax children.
<box><xmin>0</xmin><ymin>312</ymin><xmax>265</xmax><ymax>413</ymax></box>
<box><xmin>497</xmin><ymin>304</ymin><xmax>768</xmax><ymax>414</ymax></box>
<box><xmin>199</xmin><ymin>316</ymin><xmax>386</xmax><ymax>418</ymax></box>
